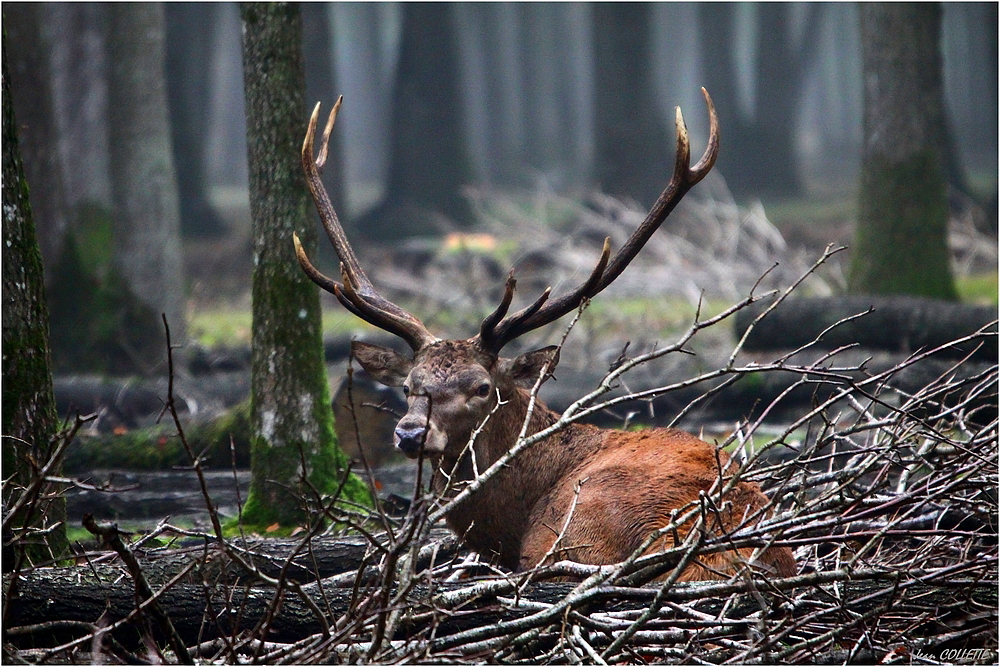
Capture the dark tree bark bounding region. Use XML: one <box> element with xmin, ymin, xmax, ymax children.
<box><xmin>358</xmin><ymin>2</ymin><xmax>475</xmax><ymax>241</ymax></box>
<box><xmin>848</xmin><ymin>4</ymin><xmax>957</xmax><ymax>299</ymax></box>
<box><xmin>1</xmin><ymin>46</ymin><xmax>67</xmax><ymax>564</ymax></box>
<box><xmin>239</xmin><ymin>2</ymin><xmax>370</xmax><ymax>530</ymax></box>
<box><xmin>106</xmin><ymin>3</ymin><xmax>187</xmax><ymax>370</ymax></box>
<box><xmin>455</xmin><ymin>3</ymin><xmax>525</xmax><ymax>188</ymax></box>
<box><xmin>4</xmin><ymin>2</ymin><xmax>71</xmax><ymax>269</ymax></box>
<box><xmin>302</xmin><ymin>3</ymin><xmax>345</xmax><ymax>224</ymax></box>
<box><xmin>751</xmin><ymin>4</ymin><xmax>820</xmax><ymax>197</ymax></box>
<box><xmin>301</xmin><ymin>2</ymin><xmax>351</xmax><ymax>256</ymax></box>
<box><xmin>593</xmin><ymin>3</ymin><xmax>673</xmax><ymax>208</ymax></box>
<box><xmin>698</xmin><ymin>4</ymin><xmax>821</xmax><ymax>197</ymax></box>
<box><xmin>697</xmin><ymin>3</ymin><xmax>743</xmax><ymax>157</ymax></box>
<box><xmin>47</xmin><ymin>5</ymin><xmax>112</xmax><ymax>213</ymax></box>
<box><xmin>165</xmin><ymin>3</ymin><xmax>228</xmax><ymax>238</ymax></box>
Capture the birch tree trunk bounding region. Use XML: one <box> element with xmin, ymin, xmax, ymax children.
<box><xmin>239</xmin><ymin>2</ymin><xmax>370</xmax><ymax>530</ymax></box>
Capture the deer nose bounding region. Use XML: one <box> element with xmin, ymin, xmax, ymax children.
<box><xmin>394</xmin><ymin>425</ymin><xmax>426</xmax><ymax>457</ymax></box>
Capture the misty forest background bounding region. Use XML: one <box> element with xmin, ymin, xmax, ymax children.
<box><xmin>8</xmin><ymin>3</ymin><xmax>997</xmax><ymax>379</ymax></box>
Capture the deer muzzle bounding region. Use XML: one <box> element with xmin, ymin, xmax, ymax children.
<box><xmin>394</xmin><ymin>395</ymin><xmax>444</xmax><ymax>458</ymax></box>
<box><xmin>394</xmin><ymin>424</ymin><xmax>427</xmax><ymax>457</ymax></box>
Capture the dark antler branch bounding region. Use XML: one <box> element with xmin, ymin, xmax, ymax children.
<box><xmin>295</xmin><ymin>99</ymin><xmax>437</xmax><ymax>351</ymax></box>
<box><xmin>476</xmin><ymin>88</ymin><xmax>720</xmax><ymax>355</ymax></box>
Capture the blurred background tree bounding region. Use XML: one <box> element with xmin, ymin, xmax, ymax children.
<box><xmin>166</xmin><ymin>3</ymin><xmax>229</xmax><ymax>239</ymax></box>
<box><xmin>592</xmin><ymin>3</ymin><xmax>672</xmax><ymax>207</ymax></box>
<box><xmin>106</xmin><ymin>3</ymin><xmax>187</xmax><ymax>369</ymax></box>
<box><xmin>356</xmin><ymin>2</ymin><xmax>475</xmax><ymax>241</ymax></box>
<box><xmin>848</xmin><ymin>3</ymin><xmax>957</xmax><ymax>299</ymax></box>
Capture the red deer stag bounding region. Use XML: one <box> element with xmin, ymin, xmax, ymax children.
<box><xmin>293</xmin><ymin>91</ymin><xmax>795</xmax><ymax>581</ymax></box>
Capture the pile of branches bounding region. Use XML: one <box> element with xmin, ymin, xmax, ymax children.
<box><xmin>369</xmin><ymin>173</ymin><xmax>836</xmax><ymax>326</ymax></box>
<box><xmin>4</xmin><ymin>255</ymin><xmax>997</xmax><ymax>664</ymax></box>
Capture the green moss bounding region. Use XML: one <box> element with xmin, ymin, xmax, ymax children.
<box><xmin>848</xmin><ymin>149</ymin><xmax>957</xmax><ymax>300</ymax></box>
<box><xmin>3</xmin><ymin>49</ymin><xmax>67</xmax><ymax>561</ymax></box>
<box><xmin>238</xmin><ymin>263</ymin><xmax>372</xmax><ymax>533</ymax></box>
<box><xmin>63</xmin><ymin>401</ymin><xmax>253</xmax><ymax>472</ymax></box>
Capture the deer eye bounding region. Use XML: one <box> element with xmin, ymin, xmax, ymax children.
<box><xmin>402</xmin><ymin>385</ymin><xmax>410</xmax><ymax>396</ymax></box>
<box><xmin>476</xmin><ymin>383</ymin><xmax>491</xmax><ymax>398</ymax></box>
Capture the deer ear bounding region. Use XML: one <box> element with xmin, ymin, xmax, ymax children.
<box><xmin>501</xmin><ymin>345</ymin><xmax>560</xmax><ymax>388</ymax></box>
<box><xmin>351</xmin><ymin>341</ymin><xmax>412</xmax><ymax>387</ymax></box>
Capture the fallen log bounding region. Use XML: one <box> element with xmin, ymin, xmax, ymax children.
<box><xmin>65</xmin><ymin>528</ymin><xmax>458</xmax><ymax>588</ymax></box>
<box><xmin>544</xmin><ymin>349</ymin><xmax>996</xmax><ymax>428</ymax></box>
<box><xmin>734</xmin><ymin>295</ymin><xmax>997</xmax><ymax>361</ymax></box>
<box><xmin>5</xmin><ymin>563</ymin><xmax>995</xmax><ymax>652</ymax></box>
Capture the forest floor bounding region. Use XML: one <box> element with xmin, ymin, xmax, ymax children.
<box><xmin>59</xmin><ymin>182</ymin><xmax>998</xmax><ymax>537</ymax></box>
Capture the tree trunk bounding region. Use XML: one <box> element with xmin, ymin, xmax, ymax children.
<box><xmin>106</xmin><ymin>3</ymin><xmax>187</xmax><ymax>370</ymax></box>
<box><xmin>697</xmin><ymin>3</ymin><xmax>748</xmax><ymax>191</ymax></box>
<box><xmin>3</xmin><ymin>2</ymin><xmax>71</xmax><ymax>270</ymax></box>
<box><xmin>47</xmin><ymin>3</ymin><xmax>112</xmax><ymax>215</ymax></box>
<box><xmin>301</xmin><ymin>3</ymin><xmax>346</xmax><ymax>231</ymax></box>
<box><xmin>239</xmin><ymin>2</ymin><xmax>370</xmax><ymax>530</ymax></box>
<box><xmin>359</xmin><ymin>2</ymin><xmax>475</xmax><ymax>241</ymax></box>
<box><xmin>165</xmin><ymin>3</ymin><xmax>228</xmax><ymax>238</ymax></box>
<box><xmin>849</xmin><ymin>3</ymin><xmax>957</xmax><ymax>300</ymax></box>
<box><xmin>749</xmin><ymin>3</ymin><xmax>820</xmax><ymax>197</ymax></box>
<box><xmin>593</xmin><ymin>3</ymin><xmax>672</xmax><ymax>208</ymax></box>
<box><xmin>698</xmin><ymin>4</ymin><xmax>821</xmax><ymax>198</ymax></box>
<box><xmin>1</xmin><ymin>47</ymin><xmax>67</xmax><ymax>565</ymax></box>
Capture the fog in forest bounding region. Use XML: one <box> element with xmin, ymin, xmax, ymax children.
<box><xmin>6</xmin><ymin>2</ymin><xmax>997</xmax><ymax>375</ymax></box>
<box><xmin>21</xmin><ymin>4</ymin><xmax>997</xmax><ymax>226</ymax></box>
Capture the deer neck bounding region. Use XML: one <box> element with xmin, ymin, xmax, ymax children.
<box><xmin>433</xmin><ymin>386</ymin><xmax>601</xmax><ymax>569</ymax></box>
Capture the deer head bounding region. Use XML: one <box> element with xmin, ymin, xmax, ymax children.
<box><xmin>294</xmin><ymin>91</ymin><xmax>719</xmax><ymax>461</ymax></box>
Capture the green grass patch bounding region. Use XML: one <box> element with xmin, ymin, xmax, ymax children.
<box><xmin>189</xmin><ymin>309</ymin><xmax>377</xmax><ymax>347</ymax></box>
<box><xmin>956</xmin><ymin>272</ymin><xmax>999</xmax><ymax>305</ymax></box>
<box><xmin>585</xmin><ymin>295</ymin><xmax>735</xmax><ymax>338</ymax></box>
<box><xmin>189</xmin><ymin>309</ymin><xmax>253</xmax><ymax>347</ymax></box>
<box><xmin>761</xmin><ymin>195</ymin><xmax>856</xmax><ymax>231</ymax></box>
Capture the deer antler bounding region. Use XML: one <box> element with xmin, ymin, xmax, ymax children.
<box><xmin>476</xmin><ymin>88</ymin><xmax>719</xmax><ymax>355</ymax></box>
<box><xmin>295</xmin><ymin>98</ymin><xmax>437</xmax><ymax>351</ymax></box>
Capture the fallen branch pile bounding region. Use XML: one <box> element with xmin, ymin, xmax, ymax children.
<box><xmin>4</xmin><ymin>253</ymin><xmax>997</xmax><ymax>664</ymax></box>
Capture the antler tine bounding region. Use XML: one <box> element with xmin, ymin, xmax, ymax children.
<box><xmin>477</xmin><ymin>89</ymin><xmax>719</xmax><ymax>355</ymax></box>
<box><xmin>479</xmin><ymin>270</ymin><xmax>517</xmax><ymax>336</ymax></box>
<box><xmin>298</xmin><ymin>100</ymin><xmax>436</xmax><ymax>351</ymax></box>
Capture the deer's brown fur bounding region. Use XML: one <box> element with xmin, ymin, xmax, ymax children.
<box><xmin>295</xmin><ymin>92</ymin><xmax>796</xmax><ymax>582</ymax></box>
<box><xmin>354</xmin><ymin>339</ymin><xmax>795</xmax><ymax>580</ymax></box>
